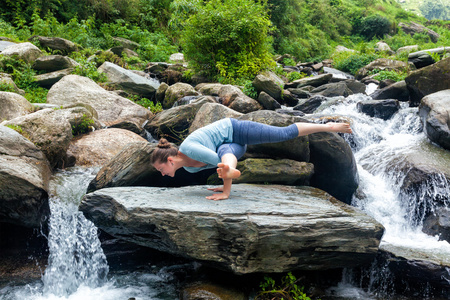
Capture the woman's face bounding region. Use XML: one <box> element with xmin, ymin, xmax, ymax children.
<box><xmin>153</xmin><ymin>160</ymin><xmax>176</xmax><ymax>177</ymax></box>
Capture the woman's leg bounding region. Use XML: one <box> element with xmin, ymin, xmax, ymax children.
<box><xmin>230</xmin><ymin>118</ymin><xmax>352</xmax><ymax>145</ymax></box>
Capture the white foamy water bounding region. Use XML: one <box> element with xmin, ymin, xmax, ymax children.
<box><xmin>0</xmin><ymin>167</ymin><xmax>178</xmax><ymax>300</ymax></box>
<box><xmin>318</xmin><ymin>94</ymin><xmax>450</xmax><ymax>298</ymax></box>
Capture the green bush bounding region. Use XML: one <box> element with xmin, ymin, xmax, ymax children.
<box><xmin>179</xmin><ymin>0</ymin><xmax>275</xmax><ymax>82</ymax></box>
<box><xmin>0</xmin><ymin>55</ymin><xmax>48</xmax><ymax>103</ymax></box>
<box><xmin>359</xmin><ymin>14</ymin><xmax>391</xmax><ymax>40</ymax></box>
<box><xmin>72</xmin><ymin>114</ymin><xmax>95</xmax><ymax>136</ymax></box>
<box><xmin>332</xmin><ymin>51</ymin><xmax>380</xmax><ymax>75</ymax></box>
<box><xmin>256</xmin><ymin>272</ymin><xmax>312</xmax><ymax>300</ymax></box>
<box><xmin>369</xmin><ymin>69</ymin><xmax>408</xmax><ymax>82</ymax></box>
<box><xmin>286</xmin><ymin>71</ymin><xmax>307</xmax><ymax>82</ymax></box>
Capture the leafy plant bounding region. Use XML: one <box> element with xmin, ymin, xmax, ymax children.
<box><xmin>0</xmin><ymin>82</ymin><xmax>17</xmax><ymax>92</ymax></box>
<box><xmin>128</xmin><ymin>94</ymin><xmax>163</xmax><ymax>113</ymax></box>
<box><xmin>5</xmin><ymin>124</ymin><xmax>24</xmax><ymax>134</ymax></box>
<box><xmin>242</xmin><ymin>80</ymin><xmax>258</xmax><ymax>99</ymax></box>
<box><xmin>287</xmin><ymin>71</ymin><xmax>307</xmax><ymax>82</ymax></box>
<box><xmin>427</xmin><ymin>51</ymin><xmax>442</xmax><ymax>63</ymax></box>
<box><xmin>71</xmin><ymin>114</ymin><xmax>95</xmax><ymax>136</ymax></box>
<box><xmin>332</xmin><ymin>52</ymin><xmax>380</xmax><ymax>75</ymax></box>
<box><xmin>256</xmin><ymin>272</ymin><xmax>313</xmax><ymax>300</ymax></box>
<box><xmin>359</xmin><ymin>14</ymin><xmax>391</xmax><ymax>40</ymax></box>
<box><xmin>179</xmin><ymin>0</ymin><xmax>275</xmax><ymax>81</ymax></box>
<box><xmin>368</xmin><ymin>69</ymin><xmax>408</xmax><ymax>82</ymax></box>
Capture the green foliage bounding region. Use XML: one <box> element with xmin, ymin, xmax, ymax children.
<box><xmin>0</xmin><ymin>55</ymin><xmax>48</xmax><ymax>103</ymax></box>
<box><xmin>0</xmin><ymin>82</ymin><xmax>17</xmax><ymax>93</ymax></box>
<box><xmin>282</xmin><ymin>57</ymin><xmax>297</xmax><ymax>66</ymax></box>
<box><xmin>332</xmin><ymin>51</ymin><xmax>381</xmax><ymax>75</ymax></box>
<box><xmin>72</xmin><ymin>114</ymin><xmax>95</xmax><ymax>136</ymax></box>
<box><xmin>286</xmin><ymin>71</ymin><xmax>307</xmax><ymax>82</ymax></box>
<box><xmin>256</xmin><ymin>272</ymin><xmax>313</xmax><ymax>300</ymax></box>
<box><xmin>242</xmin><ymin>80</ymin><xmax>258</xmax><ymax>99</ymax></box>
<box><xmin>5</xmin><ymin>124</ymin><xmax>24</xmax><ymax>134</ymax></box>
<box><xmin>368</xmin><ymin>69</ymin><xmax>408</xmax><ymax>82</ymax></box>
<box><xmin>70</xmin><ymin>55</ymin><xmax>108</xmax><ymax>83</ymax></box>
<box><xmin>179</xmin><ymin>0</ymin><xmax>275</xmax><ymax>81</ymax></box>
<box><xmin>127</xmin><ymin>94</ymin><xmax>163</xmax><ymax>113</ymax></box>
<box><xmin>420</xmin><ymin>0</ymin><xmax>450</xmax><ymax>21</ymax></box>
<box><xmin>359</xmin><ymin>14</ymin><xmax>391</xmax><ymax>40</ymax></box>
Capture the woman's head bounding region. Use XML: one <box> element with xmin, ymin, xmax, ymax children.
<box><xmin>151</xmin><ymin>138</ymin><xmax>179</xmax><ymax>177</ymax></box>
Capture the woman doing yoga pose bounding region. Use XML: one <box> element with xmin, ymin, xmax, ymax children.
<box><xmin>151</xmin><ymin>118</ymin><xmax>352</xmax><ymax>201</ymax></box>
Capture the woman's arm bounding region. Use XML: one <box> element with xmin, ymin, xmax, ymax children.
<box><xmin>206</xmin><ymin>153</ymin><xmax>240</xmax><ymax>200</ymax></box>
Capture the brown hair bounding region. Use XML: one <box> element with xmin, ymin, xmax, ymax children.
<box><xmin>151</xmin><ymin>138</ymin><xmax>178</xmax><ymax>164</ymax></box>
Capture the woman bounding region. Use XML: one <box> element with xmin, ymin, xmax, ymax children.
<box><xmin>151</xmin><ymin>118</ymin><xmax>352</xmax><ymax>200</ymax></box>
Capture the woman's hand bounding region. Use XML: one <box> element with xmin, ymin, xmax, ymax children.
<box><xmin>206</xmin><ymin>193</ymin><xmax>229</xmax><ymax>201</ymax></box>
<box><xmin>206</xmin><ymin>186</ymin><xmax>229</xmax><ymax>200</ymax></box>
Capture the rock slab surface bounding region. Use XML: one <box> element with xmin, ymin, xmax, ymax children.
<box><xmin>80</xmin><ymin>184</ymin><xmax>384</xmax><ymax>274</ymax></box>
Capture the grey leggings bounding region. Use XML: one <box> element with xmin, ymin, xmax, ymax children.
<box><xmin>217</xmin><ymin>118</ymin><xmax>299</xmax><ymax>160</ymax></box>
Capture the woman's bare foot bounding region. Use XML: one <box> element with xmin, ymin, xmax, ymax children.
<box><xmin>328</xmin><ymin>122</ymin><xmax>352</xmax><ymax>134</ymax></box>
<box><xmin>217</xmin><ymin>163</ymin><xmax>241</xmax><ymax>179</ymax></box>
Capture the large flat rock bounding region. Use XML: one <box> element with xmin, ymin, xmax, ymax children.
<box><xmin>80</xmin><ymin>184</ymin><xmax>384</xmax><ymax>274</ymax></box>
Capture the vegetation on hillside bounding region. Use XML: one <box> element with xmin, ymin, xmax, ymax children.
<box><xmin>0</xmin><ymin>0</ymin><xmax>449</xmax><ymax>88</ymax></box>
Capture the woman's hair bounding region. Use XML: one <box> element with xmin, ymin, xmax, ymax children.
<box><xmin>151</xmin><ymin>138</ymin><xmax>178</xmax><ymax>164</ymax></box>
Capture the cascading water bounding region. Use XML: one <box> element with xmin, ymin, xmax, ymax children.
<box><xmin>0</xmin><ymin>167</ymin><xmax>179</xmax><ymax>300</ymax></box>
<box><xmin>320</xmin><ymin>93</ymin><xmax>450</xmax><ymax>298</ymax></box>
<box><xmin>42</xmin><ymin>168</ymin><xmax>109</xmax><ymax>297</ymax></box>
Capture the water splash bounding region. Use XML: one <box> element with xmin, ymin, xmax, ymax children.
<box><xmin>319</xmin><ymin>93</ymin><xmax>450</xmax><ymax>297</ymax></box>
<box><xmin>42</xmin><ymin>168</ymin><xmax>109</xmax><ymax>297</ymax></box>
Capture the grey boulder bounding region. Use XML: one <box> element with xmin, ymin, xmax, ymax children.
<box><xmin>80</xmin><ymin>184</ymin><xmax>384</xmax><ymax>274</ymax></box>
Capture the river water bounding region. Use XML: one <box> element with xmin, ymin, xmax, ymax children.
<box><xmin>0</xmin><ymin>92</ymin><xmax>449</xmax><ymax>299</ymax></box>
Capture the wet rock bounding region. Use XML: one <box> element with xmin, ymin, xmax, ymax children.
<box><xmin>256</xmin><ymin>91</ymin><xmax>281</xmax><ymax>110</ymax></box>
<box><xmin>308</xmin><ymin>131</ymin><xmax>359</xmax><ymax>204</ymax></box>
<box><xmin>293</xmin><ymin>95</ymin><xmax>328</xmax><ymax>114</ymax></box>
<box><xmin>284</xmin><ymin>73</ymin><xmax>332</xmax><ymax>89</ymax></box>
<box><xmin>181</xmin><ymin>282</ymin><xmax>246</xmax><ymax>300</ymax></box>
<box><xmin>310</xmin><ymin>81</ymin><xmax>353</xmax><ymax>98</ymax></box>
<box><xmin>357</xmin><ymin>99</ymin><xmax>400</xmax><ymax>120</ymax></box>
<box><xmin>422</xmin><ymin>207</ymin><xmax>450</xmax><ymax>243</ymax></box>
<box><xmin>419</xmin><ymin>89</ymin><xmax>450</xmax><ymax>150</ymax></box>
<box><xmin>406</xmin><ymin>57</ymin><xmax>450</xmax><ymax>106</ymax></box>
<box><xmin>47</xmin><ymin>75</ymin><xmax>151</xmax><ymax>127</ymax></box>
<box><xmin>228</xmin><ymin>96</ymin><xmax>262</xmax><ymax>114</ymax></box>
<box><xmin>163</xmin><ymin>82</ymin><xmax>199</xmax><ymax>109</ymax></box>
<box><xmin>0</xmin><ymin>125</ymin><xmax>51</xmax><ymax>227</ymax></box>
<box><xmin>252</xmin><ymin>72</ymin><xmax>284</xmax><ymax>102</ymax></box>
<box><xmin>80</xmin><ymin>184</ymin><xmax>384</xmax><ymax>274</ymax></box>
<box><xmin>408</xmin><ymin>47</ymin><xmax>450</xmax><ymax>69</ymax></box>
<box><xmin>378</xmin><ymin>245</ymin><xmax>450</xmax><ymax>299</ymax></box>
<box><xmin>370</xmin><ymin>80</ymin><xmax>409</xmax><ymax>102</ymax></box>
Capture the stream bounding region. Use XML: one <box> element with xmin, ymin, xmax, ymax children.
<box><xmin>0</xmin><ymin>92</ymin><xmax>449</xmax><ymax>299</ymax></box>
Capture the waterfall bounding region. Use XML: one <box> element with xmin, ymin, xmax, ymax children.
<box><xmin>319</xmin><ymin>94</ymin><xmax>450</xmax><ymax>297</ymax></box>
<box><xmin>0</xmin><ymin>167</ymin><xmax>179</xmax><ymax>300</ymax></box>
<box><xmin>42</xmin><ymin>168</ymin><xmax>109</xmax><ymax>297</ymax></box>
